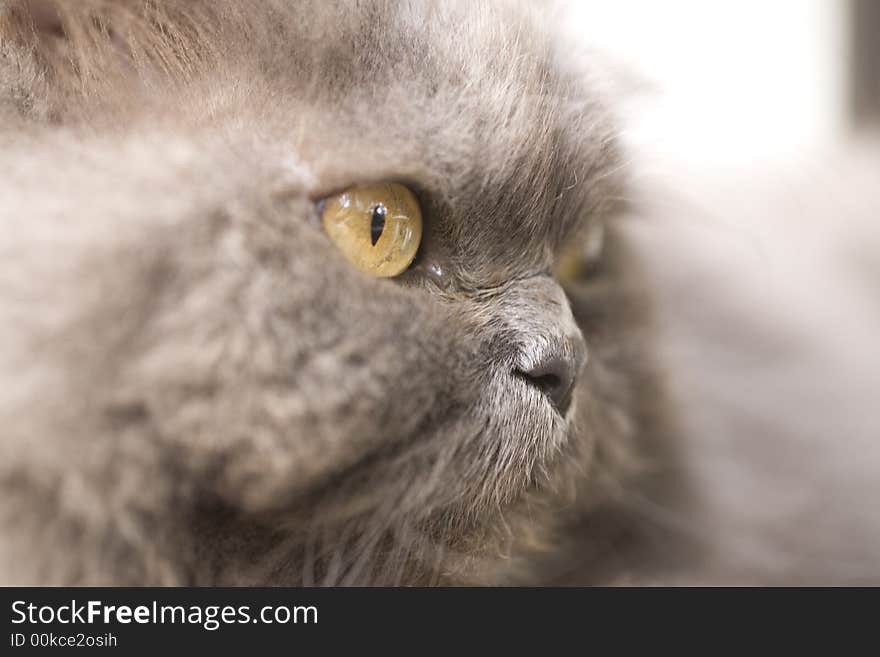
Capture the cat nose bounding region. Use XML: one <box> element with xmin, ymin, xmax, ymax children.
<box><xmin>515</xmin><ymin>338</ymin><xmax>586</xmax><ymax>415</ymax></box>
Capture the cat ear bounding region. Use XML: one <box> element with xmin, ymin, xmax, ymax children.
<box><xmin>17</xmin><ymin>0</ymin><xmax>64</xmax><ymax>38</ymax></box>
<box><xmin>4</xmin><ymin>0</ymin><xmax>217</xmax><ymax>87</ymax></box>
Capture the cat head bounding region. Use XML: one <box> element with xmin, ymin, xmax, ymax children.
<box><xmin>1</xmin><ymin>0</ymin><xmax>641</xmax><ymax>584</ymax></box>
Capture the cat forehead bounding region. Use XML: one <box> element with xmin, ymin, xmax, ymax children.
<box><xmin>17</xmin><ymin>0</ymin><xmax>621</xmax><ymax>276</ymax></box>
<box><xmin>10</xmin><ymin>0</ymin><xmax>621</xmax><ymax>270</ymax></box>
<box><xmin>280</xmin><ymin>1</ymin><xmax>623</xmax><ymax>275</ymax></box>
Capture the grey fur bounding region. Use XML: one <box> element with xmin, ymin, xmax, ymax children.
<box><xmin>4</xmin><ymin>0</ymin><xmax>875</xmax><ymax>586</ymax></box>
<box><xmin>0</xmin><ymin>0</ymin><xmax>661</xmax><ymax>585</ymax></box>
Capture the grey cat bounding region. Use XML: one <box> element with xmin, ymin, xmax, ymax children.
<box><xmin>1</xmin><ymin>0</ymin><xmax>877</xmax><ymax>585</ymax></box>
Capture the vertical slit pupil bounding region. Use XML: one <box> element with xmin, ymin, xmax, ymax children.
<box><xmin>370</xmin><ymin>204</ymin><xmax>387</xmax><ymax>246</ymax></box>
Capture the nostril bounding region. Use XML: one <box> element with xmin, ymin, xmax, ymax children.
<box><xmin>515</xmin><ymin>353</ymin><xmax>578</xmax><ymax>415</ymax></box>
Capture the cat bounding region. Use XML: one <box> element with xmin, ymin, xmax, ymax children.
<box><xmin>1</xmin><ymin>0</ymin><xmax>877</xmax><ymax>586</ymax></box>
<box><xmin>1</xmin><ymin>0</ymin><xmax>672</xmax><ymax>585</ymax></box>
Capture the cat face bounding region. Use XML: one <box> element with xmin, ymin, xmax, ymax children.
<box><xmin>1</xmin><ymin>0</ymin><xmax>637</xmax><ymax>584</ymax></box>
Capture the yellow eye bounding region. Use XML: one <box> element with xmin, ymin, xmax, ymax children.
<box><xmin>555</xmin><ymin>223</ymin><xmax>605</xmax><ymax>283</ymax></box>
<box><xmin>321</xmin><ymin>182</ymin><xmax>423</xmax><ymax>278</ymax></box>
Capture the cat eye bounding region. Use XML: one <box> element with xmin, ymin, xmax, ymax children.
<box><xmin>320</xmin><ymin>183</ymin><xmax>423</xmax><ymax>278</ymax></box>
<box><xmin>555</xmin><ymin>222</ymin><xmax>605</xmax><ymax>283</ymax></box>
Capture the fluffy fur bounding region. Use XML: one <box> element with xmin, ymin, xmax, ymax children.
<box><xmin>624</xmin><ymin>140</ymin><xmax>880</xmax><ymax>584</ymax></box>
<box><xmin>0</xmin><ymin>0</ymin><xmax>673</xmax><ymax>585</ymax></box>
<box><xmin>2</xmin><ymin>0</ymin><xmax>876</xmax><ymax>586</ymax></box>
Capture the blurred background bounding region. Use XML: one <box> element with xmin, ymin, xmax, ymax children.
<box><xmin>567</xmin><ymin>1</ymin><xmax>879</xmax><ymax>581</ymax></box>
<box><xmin>571</xmin><ymin>0</ymin><xmax>877</xmax><ymax>163</ymax></box>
